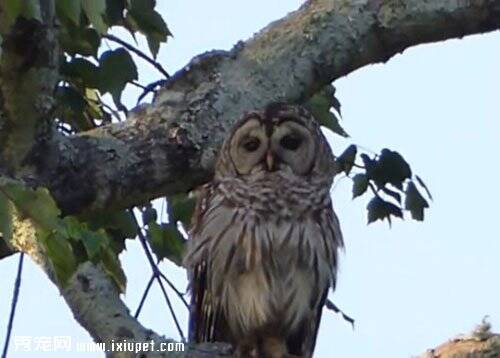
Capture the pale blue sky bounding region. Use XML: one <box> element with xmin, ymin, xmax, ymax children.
<box><xmin>1</xmin><ymin>1</ymin><xmax>499</xmax><ymax>357</ymax></box>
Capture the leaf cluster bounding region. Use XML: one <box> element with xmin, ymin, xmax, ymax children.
<box><xmin>336</xmin><ymin>145</ymin><xmax>432</xmax><ymax>225</ymax></box>
<box><xmin>57</xmin><ymin>0</ymin><xmax>171</xmax><ymax>131</ymax></box>
<box><xmin>1</xmin><ymin>0</ymin><xmax>171</xmax><ymax>133</ymax></box>
<box><xmin>0</xmin><ymin>180</ymin><xmax>136</xmax><ymax>290</ymax></box>
<box><xmin>304</xmin><ymin>84</ymin><xmax>348</xmax><ymax>137</ymax></box>
<box><xmin>303</xmin><ymin>84</ymin><xmax>432</xmax><ymax>226</ymax></box>
<box><xmin>141</xmin><ymin>194</ymin><xmax>196</xmax><ymax>266</ymax></box>
<box><xmin>0</xmin><ymin>2</ymin><xmax>434</xmax><ymax>272</ymax></box>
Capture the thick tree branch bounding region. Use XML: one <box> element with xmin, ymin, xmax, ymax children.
<box><xmin>0</xmin><ymin>0</ymin><xmax>58</xmax><ymax>170</ymax></box>
<box><xmin>63</xmin><ymin>263</ymin><xmax>232</xmax><ymax>358</ymax></box>
<box><xmin>0</xmin><ymin>236</ymin><xmax>15</xmax><ymax>258</ymax></box>
<box><xmin>420</xmin><ymin>322</ymin><xmax>500</xmax><ymax>357</ymax></box>
<box><xmin>2</xmin><ymin>1</ymin><xmax>500</xmax><ymax>357</ymax></box>
<box><xmin>8</xmin><ymin>216</ymin><xmax>231</xmax><ymax>357</ymax></box>
<box><xmin>27</xmin><ymin>0</ymin><xmax>500</xmax><ymax>215</ymax></box>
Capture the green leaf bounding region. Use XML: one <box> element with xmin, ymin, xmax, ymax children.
<box><xmin>83</xmin><ymin>209</ymin><xmax>136</xmax><ymax>238</ymax></box>
<box><xmin>148</xmin><ymin>222</ymin><xmax>186</xmax><ymax>266</ymax></box>
<box><xmin>82</xmin><ymin>0</ymin><xmax>108</xmax><ymax>34</ymax></box>
<box><xmin>105</xmin><ymin>0</ymin><xmax>127</xmax><ymax>25</ymax></box>
<box><xmin>61</xmin><ymin>57</ymin><xmax>101</xmax><ymax>89</ymax></box>
<box><xmin>146</xmin><ymin>35</ymin><xmax>161</xmax><ymax>59</ymax></box>
<box><xmin>404</xmin><ymin>181</ymin><xmax>429</xmax><ymax>221</ymax></box>
<box><xmin>3</xmin><ymin>0</ymin><xmax>24</xmax><ymax>27</ymax></box>
<box><xmin>0</xmin><ymin>194</ymin><xmax>13</xmax><ymax>242</ymax></box>
<box><xmin>101</xmin><ymin>246</ymin><xmax>126</xmax><ymax>292</ymax></box>
<box><xmin>98</xmin><ymin>48</ymin><xmax>138</xmax><ymax>100</ymax></box>
<box><xmin>107</xmin><ymin>211</ymin><xmax>136</xmax><ymax>238</ymax></box>
<box><xmin>59</xmin><ymin>26</ymin><xmax>100</xmax><ymax>57</ymax></box>
<box><xmin>122</xmin><ymin>12</ymin><xmax>139</xmax><ymax>35</ymax></box>
<box><xmin>55</xmin><ymin>86</ymin><xmax>94</xmax><ymax>131</ymax></box>
<box><xmin>169</xmin><ymin>194</ymin><xmax>196</xmax><ymax>227</ymax></box>
<box><xmin>61</xmin><ymin>216</ymin><xmax>84</xmax><ymax>238</ymax></box>
<box><xmin>352</xmin><ymin>174</ymin><xmax>368</xmax><ymax>199</ymax></box>
<box><xmin>416</xmin><ymin>175</ymin><xmax>433</xmax><ymax>201</ymax></box>
<box><xmin>336</xmin><ymin>144</ymin><xmax>357</xmax><ymax>175</ymax></box>
<box><xmin>56</xmin><ymin>0</ymin><xmax>82</xmax><ymax>24</ymax></box>
<box><xmin>78</xmin><ymin>209</ymin><xmax>136</xmax><ymax>254</ymax></box>
<box><xmin>381</xmin><ymin>186</ymin><xmax>402</xmax><ymax>204</ymax></box>
<box><xmin>0</xmin><ymin>184</ymin><xmax>61</xmax><ymax>230</ymax></box>
<box><xmin>62</xmin><ymin>215</ymin><xmax>126</xmax><ymax>290</ymax></box>
<box><xmin>304</xmin><ymin>85</ymin><xmax>348</xmax><ymax>137</ymax></box>
<box><xmin>127</xmin><ymin>0</ymin><xmax>170</xmax><ymax>57</ymax></box>
<box><xmin>0</xmin><ymin>180</ymin><xmax>127</xmax><ymax>290</ymax></box>
<box><xmin>84</xmin><ymin>88</ymin><xmax>105</xmax><ymax>121</ymax></box>
<box><xmin>39</xmin><ymin>230</ymin><xmax>77</xmax><ymax>286</ymax></box>
<box><xmin>360</xmin><ymin>153</ymin><xmax>375</xmax><ymax>173</ymax></box>
<box><xmin>56</xmin><ymin>85</ymin><xmax>86</xmax><ymax>112</ymax></box>
<box><xmin>141</xmin><ymin>205</ymin><xmax>157</xmax><ymax>225</ymax></box>
<box><xmin>80</xmin><ymin>229</ymin><xmax>106</xmax><ymax>260</ymax></box>
<box><xmin>21</xmin><ymin>0</ymin><xmax>41</xmax><ymax>21</ymax></box>
<box><xmin>369</xmin><ymin>149</ymin><xmax>412</xmax><ymax>189</ymax></box>
<box><xmin>2</xmin><ymin>0</ymin><xmax>42</xmax><ymax>28</ymax></box>
<box><xmin>367</xmin><ymin>196</ymin><xmax>402</xmax><ymax>225</ymax></box>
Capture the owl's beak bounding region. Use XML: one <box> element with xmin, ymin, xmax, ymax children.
<box><xmin>266</xmin><ymin>150</ymin><xmax>275</xmax><ymax>171</ymax></box>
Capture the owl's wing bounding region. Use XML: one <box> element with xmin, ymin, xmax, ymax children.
<box><xmin>285</xmin><ymin>278</ymin><xmax>329</xmax><ymax>357</ymax></box>
<box><xmin>308</xmin><ymin>287</ymin><xmax>329</xmax><ymax>356</ymax></box>
<box><xmin>188</xmin><ymin>259</ymin><xmax>217</xmax><ymax>342</ymax></box>
<box><xmin>289</xmin><ymin>208</ymin><xmax>343</xmax><ymax>356</ymax></box>
<box><xmin>186</xmin><ymin>184</ymin><xmax>230</xmax><ymax>343</ymax></box>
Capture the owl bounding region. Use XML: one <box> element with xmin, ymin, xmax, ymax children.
<box><xmin>184</xmin><ymin>103</ymin><xmax>343</xmax><ymax>358</ymax></box>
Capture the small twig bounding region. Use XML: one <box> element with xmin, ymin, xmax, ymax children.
<box><xmin>2</xmin><ymin>253</ymin><xmax>25</xmax><ymax>358</ymax></box>
<box><xmin>155</xmin><ymin>277</ymin><xmax>183</xmax><ymax>334</ymax></box>
<box><xmin>355</xmin><ymin>144</ymin><xmax>378</xmax><ymax>156</ymax></box>
<box><xmin>95</xmin><ymin>94</ymin><xmax>123</xmax><ymax>122</ymax></box>
<box><xmin>136</xmin><ymin>79</ymin><xmax>169</xmax><ymax>104</ymax></box>
<box><xmin>130</xmin><ymin>81</ymin><xmax>147</xmax><ymax>90</ymax></box>
<box><xmin>331</xmin><ymin>173</ymin><xmax>348</xmax><ymax>193</ymax></box>
<box><xmin>103</xmin><ymin>34</ymin><xmax>170</xmax><ymax>79</ymax></box>
<box><xmin>130</xmin><ymin>210</ymin><xmax>186</xmax><ymax>341</ymax></box>
<box><xmin>166</xmin><ymin>198</ymin><xmax>175</xmax><ymax>222</ymax></box>
<box><xmin>158</xmin><ymin>271</ymin><xmax>189</xmax><ymax>309</ymax></box>
<box><xmin>56</xmin><ymin>123</ymin><xmax>75</xmax><ymax>135</ymax></box>
<box><xmin>351</xmin><ymin>162</ymin><xmax>365</xmax><ymax>169</ymax></box>
<box><xmin>368</xmin><ymin>182</ymin><xmax>381</xmax><ymax>198</ymax></box>
<box><xmin>160</xmin><ymin>198</ymin><xmax>166</xmax><ymax>223</ymax></box>
<box><xmin>325</xmin><ymin>298</ymin><xmax>355</xmax><ymax>329</ymax></box>
<box><xmin>85</xmin><ymin>95</ymin><xmax>122</xmax><ymax>123</ymax></box>
<box><xmin>134</xmin><ymin>274</ymin><xmax>155</xmax><ymax>319</ymax></box>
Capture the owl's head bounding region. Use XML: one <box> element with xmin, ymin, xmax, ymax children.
<box><xmin>215</xmin><ymin>103</ymin><xmax>336</xmax><ymax>180</ymax></box>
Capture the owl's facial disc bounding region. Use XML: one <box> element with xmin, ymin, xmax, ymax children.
<box><xmin>270</xmin><ymin>120</ymin><xmax>316</xmax><ymax>176</ymax></box>
<box><xmin>229</xmin><ymin>115</ymin><xmax>316</xmax><ymax>176</ymax></box>
<box><xmin>229</xmin><ymin>118</ymin><xmax>269</xmax><ymax>175</ymax></box>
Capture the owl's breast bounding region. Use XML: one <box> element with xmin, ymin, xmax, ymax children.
<box><xmin>189</xmin><ymin>201</ymin><xmax>339</xmax><ymax>337</ymax></box>
<box><xmin>217</xmin><ymin>174</ymin><xmax>333</xmax><ymax>220</ymax></box>
<box><xmin>184</xmin><ymin>175</ymin><xmax>343</xmax><ymax>339</ymax></box>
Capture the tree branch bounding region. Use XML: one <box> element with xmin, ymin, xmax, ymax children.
<box><xmin>26</xmin><ymin>0</ymin><xmax>500</xmax><ymax>215</ymax></box>
<box><xmin>2</xmin><ymin>1</ymin><xmax>500</xmax><ymax>357</ymax></box>
<box><xmin>420</xmin><ymin>321</ymin><xmax>500</xmax><ymax>357</ymax></box>
<box><xmin>1</xmin><ymin>252</ymin><xmax>24</xmax><ymax>358</ymax></box>
<box><xmin>0</xmin><ymin>0</ymin><xmax>59</xmax><ymax>170</ymax></box>
<box><xmin>0</xmin><ymin>236</ymin><xmax>16</xmax><ymax>259</ymax></box>
<box><xmin>62</xmin><ymin>262</ymin><xmax>232</xmax><ymax>357</ymax></box>
<box><xmin>103</xmin><ymin>34</ymin><xmax>171</xmax><ymax>79</ymax></box>
<box><xmin>7</xmin><ymin>208</ymin><xmax>231</xmax><ymax>357</ymax></box>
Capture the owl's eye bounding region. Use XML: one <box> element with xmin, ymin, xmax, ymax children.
<box><xmin>280</xmin><ymin>134</ymin><xmax>302</xmax><ymax>150</ymax></box>
<box><xmin>242</xmin><ymin>137</ymin><xmax>261</xmax><ymax>152</ymax></box>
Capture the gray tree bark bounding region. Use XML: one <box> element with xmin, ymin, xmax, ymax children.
<box><xmin>1</xmin><ymin>0</ymin><xmax>500</xmax><ymax>357</ymax></box>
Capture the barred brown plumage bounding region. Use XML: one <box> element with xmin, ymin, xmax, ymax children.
<box><xmin>183</xmin><ymin>103</ymin><xmax>343</xmax><ymax>358</ymax></box>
